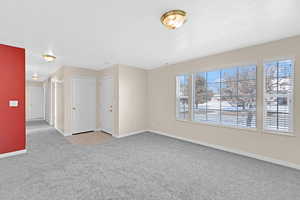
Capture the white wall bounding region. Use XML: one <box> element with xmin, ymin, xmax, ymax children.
<box><xmin>44</xmin><ymin>79</ymin><xmax>51</xmax><ymax>123</ymax></box>
<box><xmin>51</xmin><ymin>68</ymin><xmax>64</xmax><ymax>131</ymax></box>
<box><xmin>26</xmin><ymin>81</ymin><xmax>44</xmax><ymax>121</ymax></box>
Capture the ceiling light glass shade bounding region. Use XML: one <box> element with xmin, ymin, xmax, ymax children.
<box><xmin>32</xmin><ymin>73</ymin><xmax>39</xmax><ymax>80</ymax></box>
<box><xmin>42</xmin><ymin>54</ymin><xmax>56</xmax><ymax>62</ymax></box>
<box><xmin>161</xmin><ymin>10</ymin><xmax>187</xmax><ymax>30</ymax></box>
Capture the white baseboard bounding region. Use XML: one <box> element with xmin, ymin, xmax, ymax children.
<box><xmin>26</xmin><ymin>118</ymin><xmax>44</xmax><ymax>122</ymax></box>
<box><xmin>115</xmin><ymin>130</ymin><xmax>148</xmax><ymax>138</ymax></box>
<box><xmin>149</xmin><ymin>130</ymin><xmax>300</xmax><ymax>171</ymax></box>
<box><xmin>64</xmin><ymin>132</ymin><xmax>73</xmax><ymax>136</ymax></box>
<box><xmin>0</xmin><ymin>149</ymin><xmax>27</xmax><ymax>159</ymax></box>
<box><xmin>26</xmin><ymin>127</ymin><xmax>53</xmax><ymax>135</ymax></box>
<box><xmin>55</xmin><ymin>128</ymin><xmax>72</xmax><ymax>136</ymax></box>
<box><xmin>94</xmin><ymin>128</ymin><xmax>102</xmax><ymax>132</ymax></box>
<box><xmin>56</xmin><ymin>128</ymin><xmax>64</xmax><ymax>135</ymax></box>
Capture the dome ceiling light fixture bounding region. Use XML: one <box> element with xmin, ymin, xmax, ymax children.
<box><xmin>42</xmin><ymin>53</ymin><xmax>56</xmax><ymax>62</ymax></box>
<box><xmin>160</xmin><ymin>10</ymin><xmax>187</xmax><ymax>30</ymax></box>
<box><xmin>32</xmin><ymin>72</ymin><xmax>39</xmax><ymax>80</ymax></box>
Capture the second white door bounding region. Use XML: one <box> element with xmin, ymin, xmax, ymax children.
<box><xmin>99</xmin><ymin>77</ymin><xmax>113</xmax><ymax>134</ymax></box>
<box><xmin>27</xmin><ymin>86</ymin><xmax>44</xmax><ymax>120</ymax></box>
<box><xmin>71</xmin><ymin>77</ymin><xmax>96</xmax><ymax>134</ymax></box>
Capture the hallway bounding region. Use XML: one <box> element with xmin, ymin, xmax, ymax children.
<box><xmin>26</xmin><ymin>120</ymin><xmax>52</xmax><ymax>134</ymax></box>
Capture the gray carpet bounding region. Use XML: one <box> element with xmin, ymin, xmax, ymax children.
<box><xmin>26</xmin><ymin>120</ymin><xmax>52</xmax><ymax>133</ymax></box>
<box><xmin>0</xmin><ymin>127</ymin><xmax>300</xmax><ymax>200</ymax></box>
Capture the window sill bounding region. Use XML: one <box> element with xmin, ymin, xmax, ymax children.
<box><xmin>262</xmin><ymin>130</ymin><xmax>295</xmax><ymax>137</ymax></box>
<box><xmin>175</xmin><ymin>119</ymin><xmax>258</xmax><ymax>133</ymax></box>
<box><xmin>175</xmin><ymin>119</ymin><xmax>296</xmax><ymax>137</ymax></box>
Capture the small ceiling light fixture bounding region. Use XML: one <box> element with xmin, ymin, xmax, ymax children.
<box><xmin>32</xmin><ymin>73</ymin><xmax>39</xmax><ymax>80</ymax></box>
<box><xmin>161</xmin><ymin>10</ymin><xmax>187</xmax><ymax>30</ymax></box>
<box><xmin>42</xmin><ymin>53</ymin><xmax>56</xmax><ymax>62</ymax></box>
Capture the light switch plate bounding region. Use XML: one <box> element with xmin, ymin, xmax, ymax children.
<box><xmin>9</xmin><ymin>100</ymin><xmax>18</xmax><ymax>107</ymax></box>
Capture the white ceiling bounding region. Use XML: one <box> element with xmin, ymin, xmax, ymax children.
<box><xmin>1</xmin><ymin>0</ymin><xmax>300</xmax><ymax>81</ymax></box>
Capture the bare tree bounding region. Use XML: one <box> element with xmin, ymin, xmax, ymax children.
<box><xmin>194</xmin><ymin>76</ymin><xmax>213</xmax><ymax>109</ymax></box>
<box><xmin>221</xmin><ymin>68</ymin><xmax>256</xmax><ymax>127</ymax></box>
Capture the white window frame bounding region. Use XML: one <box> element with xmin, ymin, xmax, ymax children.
<box><xmin>191</xmin><ymin>65</ymin><xmax>257</xmax><ymax>129</ymax></box>
<box><xmin>262</xmin><ymin>58</ymin><xmax>295</xmax><ymax>135</ymax></box>
<box><xmin>175</xmin><ymin>74</ymin><xmax>191</xmax><ymax>121</ymax></box>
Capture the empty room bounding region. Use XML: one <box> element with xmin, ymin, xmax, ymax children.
<box><xmin>1</xmin><ymin>1</ymin><xmax>300</xmax><ymax>199</ymax></box>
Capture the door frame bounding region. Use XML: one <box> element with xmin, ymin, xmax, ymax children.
<box><xmin>27</xmin><ymin>85</ymin><xmax>44</xmax><ymax>121</ymax></box>
<box><xmin>50</xmin><ymin>79</ymin><xmax>55</xmax><ymax>126</ymax></box>
<box><xmin>70</xmin><ymin>76</ymin><xmax>97</xmax><ymax>134</ymax></box>
<box><xmin>99</xmin><ymin>76</ymin><xmax>114</xmax><ymax>135</ymax></box>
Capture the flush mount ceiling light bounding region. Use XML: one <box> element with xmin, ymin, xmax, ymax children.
<box><xmin>161</xmin><ymin>10</ymin><xmax>187</xmax><ymax>30</ymax></box>
<box><xmin>32</xmin><ymin>73</ymin><xmax>39</xmax><ymax>80</ymax></box>
<box><xmin>42</xmin><ymin>53</ymin><xmax>56</xmax><ymax>62</ymax></box>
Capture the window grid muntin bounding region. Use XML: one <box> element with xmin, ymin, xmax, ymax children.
<box><xmin>176</xmin><ymin>74</ymin><xmax>190</xmax><ymax>121</ymax></box>
<box><xmin>263</xmin><ymin>59</ymin><xmax>294</xmax><ymax>133</ymax></box>
<box><xmin>192</xmin><ymin>65</ymin><xmax>257</xmax><ymax>129</ymax></box>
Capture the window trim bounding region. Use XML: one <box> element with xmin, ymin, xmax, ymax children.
<box><xmin>175</xmin><ymin>74</ymin><xmax>191</xmax><ymax>121</ymax></box>
<box><xmin>191</xmin><ymin>65</ymin><xmax>257</xmax><ymax>129</ymax></box>
<box><xmin>262</xmin><ymin>58</ymin><xmax>295</xmax><ymax>135</ymax></box>
<box><xmin>174</xmin><ymin>58</ymin><xmax>296</xmax><ymax>137</ymax></box>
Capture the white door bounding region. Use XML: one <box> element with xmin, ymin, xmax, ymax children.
<box><xmin>100</xmin><ymin>77</ymin><xmax>113</xmax><ymax>134</ymax></box>
<box><xmin>71</xmin><ymin>78</ymin><xmax>96</xmax><ymax>134</ymax></box>
<box><xmin>28</xmin><ymin>86</ymin><xmax>44</xmax><ymax>120</ymax></box>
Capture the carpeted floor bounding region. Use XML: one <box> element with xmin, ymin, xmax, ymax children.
<box><xmin>0</xmin><ymin>127</ymin><xmax>300</xmax><ymax>200</ymax></box>
<box><xmin>26</xmin><ymin>120</ymin><xmax>53</xmax><ymax>133</ymax></box>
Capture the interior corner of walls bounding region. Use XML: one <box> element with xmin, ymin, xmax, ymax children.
<box><xmin>56</xmin><ymin>128</ymin><xmax>71</xmax><ymax>137</ymax></box>
<box><xmin>117</xmin><ymin>130</ymin><xmax>148</xmax><ymax>138</ymax></box>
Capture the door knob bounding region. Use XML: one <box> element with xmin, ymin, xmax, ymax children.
<box><xmin>72</xmin><ymin>107</ymin><xmax>76</xmax><ymax>110</ymax></box>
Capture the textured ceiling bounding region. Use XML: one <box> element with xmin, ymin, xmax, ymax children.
<box><xmin>1</xmin><ymin>0</ymin><xmax>300</xmax><ymax>81</ymax></box>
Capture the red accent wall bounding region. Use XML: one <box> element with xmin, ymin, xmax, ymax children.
<box><xmin>0</xmin><ymin>44</ymin><xmax>25</xmax><ymax>154</ymax></box>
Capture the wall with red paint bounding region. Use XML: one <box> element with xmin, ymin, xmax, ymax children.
<box><xmin>0</xmin><ymin>44</ymin><xmax>25</xmax><ymax>154</ymax></box>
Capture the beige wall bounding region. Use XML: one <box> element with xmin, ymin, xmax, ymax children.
<box><xmin>48</xmin><ymin>66</ymin><xmax>116</xmax><ymax>136</ymax></box>
<box><xmin>98</xmin><ymin>65</ymin><xmax>148</xmax><ymax>137</ymax></box>
<box><xmin>44</xmin><ymin>35</ymin><xmax>300</xmax><ymax>166</ymax></box>
<box><xmin>118</xmin><ymin>65</ymin><xmax>148</xmax><ymax>136</ymax></box>
<box><xmin>47</xmin><ymin>64</ymin><xmax>148</xmax><ymax>137</ymax></box>
<box><xmin>148</xmin><ymin>35</ymin><xmax>300</xmax><ymax>165</ymax></box>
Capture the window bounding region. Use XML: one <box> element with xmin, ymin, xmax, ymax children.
<box><xmin>176</xmin><ymin>75</ymin><xmax>190</xmax><ymax>120</ymax></box>
<box><xmin>263</xmin><ymin>59</ymin><xmax>294</xmax><ymax>133</ymax></box>
<box><xmin>193</xmin><ymin>65</ymin><xmax>256</xmax><ymax>128</ymax></box>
